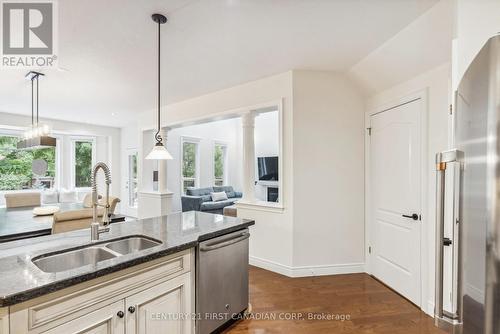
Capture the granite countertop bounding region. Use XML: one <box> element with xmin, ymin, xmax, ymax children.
<box><xmin>0</xmin><ymin>211</ymin><xmax>255</xmax><ymax>307</ymax></box>
<box><xmin>0</xmin><ymin>202</ymin><xmax>126</xmax><ymax>243</ymax></box>
<box><xmin>0</xmin><ymin>202</ymin><xmax>86</xmax><ymax>241</ymax></box>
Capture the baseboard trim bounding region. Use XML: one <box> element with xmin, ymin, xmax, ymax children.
<box><xmin>249</xmin><ymin>256</ymin><xmax>365</xmax><ymax>278</ymax></box>
<box><xmin>249</xmin><ymin>256</ymin><xmax>294</xmax><ymax>277</ymax></box>
<box><xmin>291</xmin><ymin>263</ymin><xmax>366</xmax><ymax>277</ymax></box>
<box><xmin>465</xmin><ymin>283</ymin><xmax>485</xmax><ymax>304</ymax></box>
<box><xmin>426</xmin><ymin>300</ymin><xmax>434</xmax><ymax>317</ymax></box>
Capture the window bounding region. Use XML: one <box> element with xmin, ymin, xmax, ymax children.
<box><xmin>213</xmin><ymin>143</ymin><xmax>227</xmax><ymax>186</ymax></box>
<box><xmin>72</xmin><ymin>139</ymin><xmax>95</xmax><ymax>188</ymax></box>
<box><xmin>128</xmin><ymin>151</ymin><xmax>138</xmax><ymax>208</ymax></box>
<box><xmin>181</xmin><ymin>139</ymin><xmax>199</xmax><ymax>194</ymax></box>
<box><xmin>0</xmin><ymin>135</ymin><xmax>56</xmax><ymax>190</ymax></box>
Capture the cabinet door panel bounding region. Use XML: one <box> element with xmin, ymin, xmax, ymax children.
<box><xmin>126</xmin><ymin>273</ymin><xmax>192</xmax><ymax>334</ymax></box>
<box><xmin>42</xmin><ymin>301</ymin><xmax>124</xmax><ymax>334</ymax></box>
<box><xmin>0</xmin><ymin>308</ymin><xmax>8</xmax><ymax>334</ymax></box>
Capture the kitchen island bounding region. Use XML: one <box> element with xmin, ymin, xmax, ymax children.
<box><xmin>0</xmin><ymin>211</ymin><xmax>254</xmax><ymax>334</ymax></box>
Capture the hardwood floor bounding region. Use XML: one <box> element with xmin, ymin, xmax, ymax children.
<box><xmin>224</xmin><ymin>266</ymin><xmax>447</xmax><ymax>334</ymax></box>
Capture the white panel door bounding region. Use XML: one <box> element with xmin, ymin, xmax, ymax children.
<box><xmin>125</xmin><ymin>273</ymin><xmax>192</xmax><ymax>334</ymax></box>
<box><xmin>370</xmin><ymin>99</ymin><xmax>422</xmax><ymax>305</ymax></box>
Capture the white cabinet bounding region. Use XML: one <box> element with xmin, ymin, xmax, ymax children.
<box><xmin>125</xmin><ymin>273</ymin><xmax>192</xmax><ymax>334</ymax></box>
<box><xmin>41</xmin><ymin>301</ymin><xmax>124</xmax><ymax>334</ymax></box>
<box><xmin>8</xmin><ymin>250</ymin><xmax>194</xmax><ymax>334</ymax></box>
<box><xmin>39</xmin><ymin>273</ymin><xmax>192</xmax><ymax>334</ymax></box>
<box><xmin>0</xmin><ymin>308</ymin><xmax>9</xmax><ymax>334</ymax></box>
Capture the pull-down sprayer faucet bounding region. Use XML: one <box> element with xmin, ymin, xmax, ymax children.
<box><xmin>90</xmin><ymin>162</ymin><xmax>112</xmax><ymax>241</ymax></box>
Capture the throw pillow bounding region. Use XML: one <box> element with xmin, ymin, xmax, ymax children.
<box><xmin>210</xmin><ymin>191</ymin><xmax>228</xmax><ymax>202</ymax></box>
<box><xmin>41</xmin><ymin>190</ymin><xmax>58</xmax><ymax>204</ymax></box>
<box><xmin>59</xmin><ymin>189</ymin><xmax>77</xmax><ymax>203</ymax></box>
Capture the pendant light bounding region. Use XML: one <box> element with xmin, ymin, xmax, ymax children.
<box><xmin>145</xmin><ymin>13</ymin><xmax>173</xmax><ymax>160</ymax></box>
<box><xmin>17</xmin><ymin>71</ymin><xmax>56</xmax><ymax>150</ymax></box>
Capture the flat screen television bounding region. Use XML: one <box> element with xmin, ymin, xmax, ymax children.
<box><xmin>257</xmin><ymin>156</ymin><xmax>278</xmax><ymax>181</ymax></box>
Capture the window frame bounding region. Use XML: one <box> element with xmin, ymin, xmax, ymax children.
<box><xmin>180</xmin><ymin>136</ymin><xmax>200</xmax><ymax>194</ymax></box>
<box><xmin>0</xmin><ymin>128</ymin><xmax>61</xmax><ymax>191</ymax></box>
<box><xmin>127</xmin><ymin>150</ymin><xmax>138</xmax><ymax>209</ymax></box>
<box><xmin>213</xmin><ymin>141</ymin><xmax>228</xmax><ymax>187</ymax></box>
<box><xmin>70</xmin><ymin>136</ymin><xmax>96</xmax><ymax>190</ymax></box>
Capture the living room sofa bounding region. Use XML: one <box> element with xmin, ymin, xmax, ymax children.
<box><xmin>181</xmin><ymin>186</ymin><xmax>242</xmax><ymax>214</ymax></box>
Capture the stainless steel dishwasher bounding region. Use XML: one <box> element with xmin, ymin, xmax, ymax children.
<box><xmin>196</xmin><ymin>228</ymin><xmax>250</xmax><ymax>334</ymax></box>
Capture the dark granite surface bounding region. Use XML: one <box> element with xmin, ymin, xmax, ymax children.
<box><xmin>0</xmin><ymin>203</ymin><xmax>85</xmax><ymax>240</ymax></box>
<box><xmin>0</xmin><ymin>203</ymin><xmax>125</xmax><ymax>243</ymax></box>
<box><xmin>0</xmin><ymin>211</ymin><xmax>254</xmax><ymax>307</ymax></box>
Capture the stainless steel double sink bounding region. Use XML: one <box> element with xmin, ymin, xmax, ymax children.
<box><xmin>31</xmin><ymin>236</ymin><xmax>162</xmax><ymax>273</ymax></box>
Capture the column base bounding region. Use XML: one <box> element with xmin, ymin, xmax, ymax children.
<box><xmin>137</xmin><ymin>190</ymin><xmax>174</xmax><ymax>219</ymax></box>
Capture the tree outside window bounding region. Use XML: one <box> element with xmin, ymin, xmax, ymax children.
<box><xmin>74</xmin><ymin>141</ymin><xmax>93</xmax><ymax>188</ymax></box>
<box><xmin>214</xmin><ymin>144</ymin><xmax>226</xmax><ymax>186</ymax></box>
<box><xmin>0</xmin><ymin>135</ymin><xmax>56</xmax><ymax>190</ymax></box>
<box><xmin>182</xmin><ymin>141</ymin><xmax>198</xmax><ymax>193</ymax></box>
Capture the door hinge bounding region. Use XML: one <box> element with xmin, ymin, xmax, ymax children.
<box><xmin>368</xmin><ymin>246</ymin><xmax>372</xmax><ymax>254</ymax></box>
<box><xmin>449</xmin><ymin>104</ymin><xmax>453</xmax><ymax>115</ymax></box>
<box><xmin>367</xmin><ymin>127</ymin><xmax>372</xmax><ymax>136</ymax></box>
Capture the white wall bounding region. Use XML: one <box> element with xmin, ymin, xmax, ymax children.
<box><xmin>365</xmin><ymin>62</ymin><xmax>451</xmax><ymax>315</ymax></box>
<box><xmin>127</xmin><ymin>70</ymin><xmax>369</xmax><ymax>276</ymax></box>
<box><xmin>0</xmin><ymin>112</ymin><xmax>121</xmax><ymax>207</ymax></box>
<box><xmin>455</xmin><ymin>0</ymin><xmax>500</xmax><ymax>87</ymax></box>
<box><xmin>292</xmin><ymin>70</ymin><xmax>366</xmax><ymax>272</ymax></box>
<box><xmin>166</xmin><ymin>118</ymin><xmax>243</xmax><ymax>213</ymax></box>
<box><xmin>132</xmin><ymin>72</ymin><xmax>296</xmax><ymax>270</ymax></box>
<box><xmin>349</xmin><ymin>0</ymin><xmax>453</xmax><ymax>95</ymax></box>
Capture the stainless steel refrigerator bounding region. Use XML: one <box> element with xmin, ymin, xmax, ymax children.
<box><xmin>435</xmin><ymin>35</ymin><xmax>500</xmax><ymax>334</ymax></box>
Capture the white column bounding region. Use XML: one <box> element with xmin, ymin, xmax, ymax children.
<box><xmin>137</xmin><ymin>128</ymin><xmax>173</xmax><ymax>219</ymax></box>
<box><xmin>158</xmin><ymin>128</ymin><xmax>168</xmax><ymax>193</ymax></box>
<box><xmin>241</xmin><ymin>112</ymin><xmax>256</xmax><ymax>202</ymax></box>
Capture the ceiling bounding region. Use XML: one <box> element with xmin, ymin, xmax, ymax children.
<box><xmin>0</xmin><ymin>0</ymin><xmax>440</xmax><ymax>127</ymax></box>
<box><xmin>349</xmin><ymin>0</ymin><xmax>452</xmax><ymax>94</ymax></box>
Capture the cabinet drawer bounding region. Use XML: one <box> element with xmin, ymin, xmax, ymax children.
<box><xmin>41</xmin><ymin>301</ymin><xmax>124</xmax><ymax>334</ymax></box>
<box><xmin>10</xmin><ymin>249</ymin><xmax>192</xmax><ymax>334</ymax></box>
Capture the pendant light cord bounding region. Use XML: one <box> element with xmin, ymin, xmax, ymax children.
<box><xmin>154</xmin><ymin>20</ymin><xmax>162</xmax><ymax>144</ymax></box>
<box><xmin>36</xmin><ymin>75</ymin><xmax>39</xmax><ymax>126</ymax></box>
<box><xmin>31</xmin><ymin>78</ymin><xmax>34</xmax><ymax>129</ymax></box>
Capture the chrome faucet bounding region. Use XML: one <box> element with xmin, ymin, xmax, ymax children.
<box><xmin>90</xmin><ymin>162</ymin><xmax>112</xmax><ymax>241</ymax></box>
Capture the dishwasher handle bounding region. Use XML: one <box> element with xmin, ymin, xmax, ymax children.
<box><xmin>200</xmin><ymin>232</ymin><xmax>250</xmax><ymax>252</ymax></box>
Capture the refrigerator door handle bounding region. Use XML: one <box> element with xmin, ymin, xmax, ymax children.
<box><xmin>443</xmin><ymin>237</ymin><xmax>452</xmax><ymax>246</ymax></box>
<box><xmin>434</xmin><ymin>149</ymin><xmax>463</xmax><ymax>330</ymax></box>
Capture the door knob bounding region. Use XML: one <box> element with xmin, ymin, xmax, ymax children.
<box><xmin>117</xmin><ymin>311</ymin><xmax>124</xmax><ymax>318</ymax></box>
<box><xmin>128</xmin><ymin>306</ymin><xmax>136</xmax><ymax>314</ymax></box>
<box><xmin>402</xmin><ymin>213</ymin><xmax>419</xmax><ymax>221</ymax></box>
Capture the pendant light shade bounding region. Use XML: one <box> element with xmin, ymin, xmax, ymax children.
<box><xmin>146</xmin><ymin>13</ymin><xmax>173</xmax><ymax>160</ymax></box>
<box><xmin>145</xmin><ymin>142</ymin><xmax>173</xmax><ymax>160</ymax></box>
